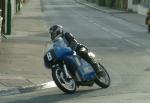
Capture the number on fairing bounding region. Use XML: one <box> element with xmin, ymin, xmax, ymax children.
<box><xmin>47</xmin><ymin>52</ymin><xmax>52</xmax><ymax>61</ymax></box>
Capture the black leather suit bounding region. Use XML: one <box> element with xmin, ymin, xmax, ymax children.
<box><xmin>62</xmin><ymin>32</ymin><xmax>100</xmax><ymax>74</ymax></box>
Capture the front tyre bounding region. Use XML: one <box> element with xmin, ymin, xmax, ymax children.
<box><xmin>52</xmin><ymin>67</ymin><xmax>77</xmax><ymax>94</ymax></box>
<box><xmin>94</xmin><ymin>63</ymin><xmax>111</xmax><ymax>88</ymax></box>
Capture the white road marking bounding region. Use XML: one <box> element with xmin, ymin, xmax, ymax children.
<box><xmin>145</xmin><ymin>49</ymin><xmax>150</xmax><ymax>52</ymax></box>
<box><xmin>93</xmin><ymin>22</ymin><xmax>110</xmax><ymax>32</ymax></box>
<box><xmin>94</xmin><ymin>22</ymin><xmax>99</xmax><ymax>26</ymax></box>
<box><xmin>111</xmin><ymin>32</ymin><xmax>123</xmax><ymax>39</ymax></box>
<box><xmin>101</xmin><ymin>27</ymin><xmax>109</xmax><ymax>32</ymax></box>
<box><xmin>113</xmin><ymin>29</ymin><xmax>124</xmax><ymax>35</ymax></box>
<box><xmin>125</xmin><ymin>39</ymin><xmax>141</xmax><ymax>47</ymax></box>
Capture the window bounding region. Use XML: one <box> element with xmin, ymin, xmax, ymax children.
<box><xmin>140</xmin><ymin>0</ymin><xmax>150</xmax><ymax>7</ymax></box>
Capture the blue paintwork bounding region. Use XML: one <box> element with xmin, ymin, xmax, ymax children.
<box><xmin>53</xmin><ymin>37</ymin><xmax>96</xmax><ymax>81</ymax></box>
<box><xmin>64</xmin><ymin>55</ymin><xmax>96</xmax><ymax>81</ymax></box>
<box><xmin>53</xmin><ymin>37</ymin><xmax>73</xmax><ymax>60</ymax></box>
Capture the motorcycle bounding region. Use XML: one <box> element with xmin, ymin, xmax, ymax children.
<box><xmin>145</xmin><ymin>16</ymin><xmax>150</xmax><ymax>32</ymax></box>
<box><xmin>44</xmin><ymin>37</ymin><xmax>111</xmax><ymax>94</ymax></box>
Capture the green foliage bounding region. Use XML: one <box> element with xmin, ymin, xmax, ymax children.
<box><xmin>96</xmin><ymin>0</ymin><xmax>105</xmax><ymax>6</ymax></box>
<box><xmin>105</xmin><ymin>0</ymin><xmax>112</xmax><ymax>8</ymax></box>
<box><xmin>94</xmin><ymin>0</ymin><xmax>126</xmax><ymax>10</ymax></box>
<box><xmin>88</xmin><ymin>0</ymin><xmax>96</xmax><ymax>3</ymax></box>
<box><xmin>115</xmin><ymin>0</ymin><xmax>126</xmax><ymax>9</ymax></box>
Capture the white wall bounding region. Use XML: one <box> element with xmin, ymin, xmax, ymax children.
<box><xmin>11</xmin><ymin>0</ymin><xmax>16</xmax><ymax>18</ymax></box>
<box><xmin>128</xmin><ymin>0</ymin><xmax>148</xmax><ymax>15</ymax></box>
<box><xmin>128</xmin><ymin>0</ymin><xmax>133</xmax><ymax>10</ymax></box>
<box><xmin>128</xmin><ymin>0</ymin><xmax>138</xmax><ymax>12</ymax></box>
<box><xmin>132</xmin><ymin>5</ymin><xmax>138</xmax><ymax>12</ymax></box>
<box><xmin>138</xmin><ymin>5</ymin><xmax>148</xmax><ymax>15</ymax></box>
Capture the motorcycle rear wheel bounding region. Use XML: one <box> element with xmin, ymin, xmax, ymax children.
<box><xmin>94</xmin><ymin>63</ymin><xmax>111</xmax><ymax>88</ymax></box>
<box><xmin>52</xmin><ymin>67</ymin><xmax>77</xmax><ymax>94</ymax></box>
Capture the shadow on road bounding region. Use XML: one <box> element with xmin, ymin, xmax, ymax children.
<box><xmin>7</xmin><ymin>88</ymin><xmax>102</xmax><ymax>103</ymax></box>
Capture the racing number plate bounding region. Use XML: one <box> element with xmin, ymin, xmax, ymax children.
<box><xmin>47</xmin><ymin>52</ymin><xmax>52</xmax><ymax>61</ymax></box>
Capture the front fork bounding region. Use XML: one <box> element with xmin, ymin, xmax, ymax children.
<box><xmin>63</xmin><ymin>64</ymin><xmax>71</xmax><ymax>79</ymax></box>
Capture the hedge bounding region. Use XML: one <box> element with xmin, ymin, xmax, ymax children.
<box><xmin>96</xmin><ymin>0</ymin><xmax>105</xmax><ymax>6</ymax></box>
<box><xmin>105</xmin><ymin>0</ymin><xmax>113</xmax><ymax>8</ymax></box>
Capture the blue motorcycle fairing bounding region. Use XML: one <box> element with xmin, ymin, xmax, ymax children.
<box><xmin>64</xmin><ymin>55</ymin><xmax>96</xmax><ymax>81</ymax></box>
<box><xmin>50</xmin><ymin>37</ymin><xmax>96</xmax><ymax>81</ymax></box>
<box><xmin>44</xmin><ymin>48</ymin><xmax>56</xmax><ymax>69</ymax></box>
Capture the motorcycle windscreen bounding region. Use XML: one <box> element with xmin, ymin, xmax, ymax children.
<box><xmin>53</xmin><ymin>37</ymin><xmax>73</xmax><ymax>60</ymax></box>
<box><xmin>54</xmin><ymin>47</ymin><xmax>73</xmax><ymax>60</ymax></box>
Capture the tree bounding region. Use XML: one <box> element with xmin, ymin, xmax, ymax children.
<box><xmin>96</xmin><ymin>0</ymin><xmax>105</xmax><ymax>6</ymax></box>
<box><xmin>105</xmin><ymin>0</ymin><xmax>113</xmax><ymax>8</ymax></box>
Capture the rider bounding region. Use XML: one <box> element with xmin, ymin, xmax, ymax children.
<box><xmin>49</xmin><ymin>25</ymin><xmax>102</xmax><ymax>75</ymax></box>
<box><xmin>145</xmin><ymin>8</ymin><xmax>150</xmax><ymax>32</ymax></box>
<box><xmin>146</xmin><ymin>8</ymin><xmax>150</xmax><ymax>24</ymax></box>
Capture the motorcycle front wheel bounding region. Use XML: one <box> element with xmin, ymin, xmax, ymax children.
<box><xmin>94</xmin><ymin>63</ymin><xmax>111</xmax><ymax>88</ymax></box>
<box><xmin>52</xmin><ymin>67</ymin><xmax>77</xmax><ymax>94</ymax></box>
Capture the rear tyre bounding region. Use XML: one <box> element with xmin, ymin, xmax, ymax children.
<box><xmin>52</xmin><ymin>67</ymin><xmax>77</xmax><ymax>94</ymax></box>
<box><xmin>94</xmin><ymin>63</ymin><xmax>111</xmax><ymax>88</ymax></box>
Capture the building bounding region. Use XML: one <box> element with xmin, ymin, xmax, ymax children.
<box><xmin>128</xmin><ymin>0</ymin><xmax>150</xmax><ymax>15</ymax></box>
<box><xmin>0</xmin><ymin>0</ymin><xmax>6</xmax><ymax>34</ymax></box>
<box><xmin>0</xmin><ymin>0</ymin><xmax>27</xmax><ymax>35</ymax></box>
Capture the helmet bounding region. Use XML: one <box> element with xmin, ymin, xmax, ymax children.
<box><xmin>49</xmin><ymin>25</ymin><xmax>64</xmax><ymax>40</ymax></box>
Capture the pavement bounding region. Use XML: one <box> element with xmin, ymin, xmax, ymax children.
<box><xmin>0</xmin><ymin>0</ymin><xmax>56</xmax><ymax>96</ymax></box>
<box><xmin>0</xmin><ymin>0</ymin><xmax>147</xmax><ymax>96</ymax></box>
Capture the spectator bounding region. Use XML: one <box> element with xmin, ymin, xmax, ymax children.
<box><xmin>147</xmin><ymin>8</ymin><xmax>150</xmax><ymax>16</ymax></box>
<box><xmin>146</xmin><ymin>8</ymin><xmax>150</xmax><ymax>32</ymax></box>
<box><xmin>145</xmin><ymin>8</ymin><xmax>150</xmax><ymax>25</ymax></box>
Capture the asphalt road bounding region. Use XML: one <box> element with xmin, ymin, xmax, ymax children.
<box><xmin>1</xmin><ymin>0</ymin><xmax>150</xmax><ymax>102</ymax></box>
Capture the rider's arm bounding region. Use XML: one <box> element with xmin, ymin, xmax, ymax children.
<box><xmin>64</xmin><ymin>32</ymin><xmax>75</xmax><ymax>42</ymax></box>
<box><xmin>64</xmin><ymin>32</ymin><xmax>79</xmax><ymax>51</ymax></box>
